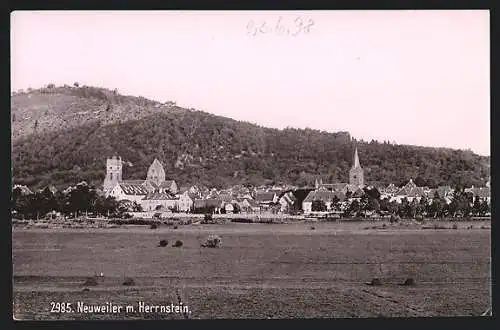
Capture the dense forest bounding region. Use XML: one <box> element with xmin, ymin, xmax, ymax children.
<box><xmin>11</xmin><ymin>85</ymin><xmax>490</xmax><ymax>190</ymax></box>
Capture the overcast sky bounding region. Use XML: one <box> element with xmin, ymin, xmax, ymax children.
<box><xmin>11</xmin><ymin>10</ymin><xmax>490</xmax><ymax>156</ymax></box>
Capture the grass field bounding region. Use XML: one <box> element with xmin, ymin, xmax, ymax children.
<box><xmin>12</xmin><ymin>221</ymin><xmax>492</xmax><ymax>319</ymax></box>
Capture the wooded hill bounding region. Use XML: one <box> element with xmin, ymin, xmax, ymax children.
<box><xmin>11</xmin><ymin>85</ymin><xmax>490</xmax><ymax>190</ymax></box>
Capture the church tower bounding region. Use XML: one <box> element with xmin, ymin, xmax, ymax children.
<box><xmin>349</xmin><ymin>147</ymin><xmax>364</xmax><ymax>187</ymax></box>
<box><xmin>103</xmin><ymin>155</ymin><xmax>122</xmax><ymax>192</ymax></box>
<box><xmin>146</xmin><ymin>158</ymin><xmax>166</xmax><ymax>186</ymax></box>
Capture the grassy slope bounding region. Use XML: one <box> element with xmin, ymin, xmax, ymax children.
<box><xmin>11</xmin><ymin>87</ymin><xmax>490</xmax><ymax>190</ymax></box>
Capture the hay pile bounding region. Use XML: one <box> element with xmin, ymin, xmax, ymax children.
<box><xmin>158</xmin><ymin>239</ymin><xmax>168</xmax><ymax>247</ymax></box>
<box><xmin>401</xmin><ymin>278</ymin><xmax>415</xmax><ymax>286</ymax></box>
<box><xmin>366</xmin><ymin>278</ymin><xmax>382</xmax><ymax>286</ymax></box>
<box><xmin>201</xmin><ymin>235</ymin><xmax>222</xmax><ymax>248</ymax></box>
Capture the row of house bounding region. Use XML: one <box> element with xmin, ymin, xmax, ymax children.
<box><xmin>101</xmin><ymin>156</ymin><xmax>295</xmax><ymax>213</ymax></box>
<box><xmin>13</xmin><ymin>149</ymin><xmax>491</xmax><ymax>216</ymax></box>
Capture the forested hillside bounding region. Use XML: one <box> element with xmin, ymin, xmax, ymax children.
<box><xmin>11</xmin><ymin>85</ymin><xmax>490</xmax><ymax>190</ymax></box>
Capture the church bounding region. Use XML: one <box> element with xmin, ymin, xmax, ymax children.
<box><xmin>103</xmin><ymin>156</ymin><xmax>178</xmax><ymax>209</ymax></box>
<box><xmin>303</xmin><ymin>146</ymin><xmax>365</xmax><ymax>213</ymax></box>
<box><xmin>314</xmin><ymin>146</ymin><xmax>365</xmax><ymax>193</ymax></box>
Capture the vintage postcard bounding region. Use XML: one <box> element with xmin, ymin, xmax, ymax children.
<box><xmin>11</xmin><ymin>10</ymin><xmax>491</xmax><ymax>319</ymax></box>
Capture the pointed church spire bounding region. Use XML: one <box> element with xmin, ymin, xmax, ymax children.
<box><xmin>353</xmin><ymin>147</ymin><xmax>361</xmax><ymax>169</ymax></box>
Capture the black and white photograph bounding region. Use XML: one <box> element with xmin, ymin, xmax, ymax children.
<box><xmin>11</xmin><ymin>10</ymin><xmax>491</xmax><ymax>319</ymax></box>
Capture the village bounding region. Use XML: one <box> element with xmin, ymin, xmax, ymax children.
<box><xmin>11</xmin><ymin>147</ymin><xmax>491</xmax><ymax>222</ymax></box>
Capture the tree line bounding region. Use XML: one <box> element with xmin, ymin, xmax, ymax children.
<box><xmin>11</xmin><ymin>182</ymin><xmax>142</xmax><ymax>220</ymax></box>
<box><xmin>12</xmin><ymin>86</ymin><xmax>490</xmax><ymax>191</ymax></box>
<box><xmin>310</xmin><ymin>186</ymin><xmax>490</xmax><ymax>218</ymax></box>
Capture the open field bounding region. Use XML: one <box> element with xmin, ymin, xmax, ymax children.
<box><xmin>12</xmin><ymin>222</ymin><xmax>491</xmax><ymax>319</ymax></box>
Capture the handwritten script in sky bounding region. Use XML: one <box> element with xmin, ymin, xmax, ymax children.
<box><xmin>246</xmin><ymin>16</ymin><xmax>315</xmax><ymax>37</ymax></box>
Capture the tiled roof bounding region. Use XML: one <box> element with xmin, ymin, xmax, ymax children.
<box><xmin>319</xmin><ymin>183</ymin><xmax>347</xmax><ymax>191</ymax></box>
<box><xmin>142</xmin><ymin>193</ymin><xmax>177</xmax><ymax>200</ymax></box>
<box><xmin>280</xmin><ymin>191</ymin><xmax>297</xmax><ymax>205</ymax></box>
<box><xmin>119</xmin><ymin>183</ymin><xmax>149</xmax><ymax>195</ymax></box>
<box><xmin>406</xmin><ymin>187</ymin><xmax>426</xmax><ymax>198</ymax></box>
<box><xmin>303</xmin><ymin>190</ymin><xmax>336</xmax><ymax>203</ymax></box>
<box><xmin>122</xmin><ymin>180</ymin><xmax>145</xmax><ymax>185</ymax></box>
<box><xmin>206</xmin><ymin>199</ymin><xmax>223</xmax><ymax>207</ymax></box>
<box><xmin>254</xmin><ymin>192</ymin><xmax>276</xmax><ymax>202</ymax></box>
<box><xmin>218</xmin><ymin>194</ymin><xmax>234</xmax><ymax>202</ymax></box>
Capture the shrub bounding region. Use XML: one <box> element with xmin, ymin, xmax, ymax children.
<box><xmin>204</xmin><ymin>213</ymin><xmax>213</xmax><ymax>221</ymax></box>
<box><xmin>150</xmin><ymin>223</ymin><xmax>158</xmax><ymax>229</ymax></box>
<box><xmin>310</xmin><ymin>226</ymin><xmax>316</xmax><ymax>230</ymax></box>
<box><xmin>173</xmin><ymin>225</ymin><xmax>178</xmax><ymax>229</ymax></box>
<box><xmin>158</xmin><ymin>239</ymin><xmax>168</xmax><ymax>247</ymax></box>
<box><xmin>452</xmin><ymin>224</ymin><xmax>458</xmax><ymax>229</ymax></box>
<box><xmin>367</xmin><ymin>278</ymin><xmax>382</xmax><ymax>286</ymax></box>
<box><xmin>122</xmin><ymin>213</ymin><xmax>133</xmax><ymax>219</ymax></box>
<box><xmin>390</xmin><ymin>215</ymin><xmax>400</xmax><ymax>223</ymax></box>
<box><xmin>201</xmin><ymin>235</ymin><xmax>222</xmax><ymax>248</ymax></box>
<box><xmin>401</xmin><ymin>278</ymin><xmax>415</xmax><ymax>286</ymax></box>
<box><xmin>122</xmin><ymin>278</ymin><xmax>135</xmax><ymax>286</ymax></box>
<box><xmin>173</xmin><ymin>240</ymin><xmax>183</xmax><ymax>247</ymax></box>
<box><xmin>231</xmin><ymin>218</ymin><xmax>253</xmax><ymax>223</ymax></box>
<box><xmin>414</xmin><ymin>215</ymin><xmax>424</xmax><ymax>222</ymax></box>
<box><xmin>83</xmin><ymin>276</ymin><xmax>98</xmax><ymax>286</ymax></box>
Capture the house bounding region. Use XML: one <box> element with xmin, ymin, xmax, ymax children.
<box><xmin>278</xmin><ymin>191</ymin><xmax>298</xmax><ymax>213</ymax></box>
<box><xmin>194</xmin><ymin>198</ymin><xmax>223</xmax><ymax>213</ymax></box>
<box><xmin>395</xmin><ymin>179</ymin><xmax>417</xmax><ymax>196</ymax></box>
<box><xmin>224</xmin><ymin>203</ymin><xmax>234</xmax><ymax>213</ymax></box>
<box><xmin>254</xmin><ymin>191</ymin><xmax>278</xmax><ymax>206</ymax></box>
<box><xmin>315</xmin><ymin>179</ymin><xmax>348</xmax><ymax>192</ymax></box>
<box><xmin>436</xmin><ymin>186</ymin><xmax>454</xmax><ymax>199</ymax></box>
<box><xmin>13</xmin><ymin>184</ymin><xmax>33</xmax><ymax>196</ymax></box>
<box><xmin>140</xmin><ymin>193</ymin><xmax>178</xmax><ymax>211</ymax></box>
<box><xmin>380</xmin><ymin>183</ymin><xmax>398</xmax><ymax>199</ymax></box>
<box><xmin>206</xmin><ymin>199</ymin><xmax>224</xmax><ymax>213</ymax></box>
<box><xmin>144</xmin><ymin>180</ymin><xmax>178</xmax><ymax>195</ymax></box>
<box><xmin>302</xmin><ymin>188</ymin><xmax>345</xmax><ymax>214</ymax></box>
<box><xmin>469</xmin><ymin>187</ymin><xmax>491</xmax><ymax>205</ymax></box>
<box><xmin>38</xmin><ymin>185</ymin><xmax>58</xmax><ymax>195</ymax></box>
<box><xmin>405</xmin><ymin>187</ymin><xmax>426</xmax><ymax>203</ymax></box>
<box><xmin>389</xmin><ymin>179</ymin><xmax>426</xmax><ymax>203</ymax></box>
<box><xmin>177</xmin><ymin>191</ymin><xmax>195</xmax><ymax>212</ymax></box>
<box><xmin>103</xmin><ymin>156</ymin><xmax>178</xmax><ymax>196</ymax></box>
<box><xmin>236</xmin><ymin>198</ymin><xmax>252</xmax><ymax>212</ymax></box>
<box><xmin>243</xmin><ymin>199</ymin><xmax>261</xmax><ymax>213</ymax></box>
<box><xmin>218</xmin><ymin>193</ymin><xmax>234</xmax><ymax>203</ymax></box>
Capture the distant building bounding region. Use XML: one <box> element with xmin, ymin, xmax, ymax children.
<box><xmin>349</xmin><ymin>146</ymin><xmax>364</xmax><ymax>188</ymax></box>
<box><xmin>302</xmin><ymin>188</ymin><xmax>345</xmax><ymax>214</ymax></box>
<box><xmin>141</xmin><ymin>192</ymin><xmax>177</xmax><ymax>211</ymax></box>
<box><xmin>13</xmin><ymin>184</ymin><xmax>33</xmax><ymax>196</ymax></box>
<box><xmin>103</xmin><ymin>156</ymin><xmax>178</xmax><ymax>210</ymax></box>
<box><xmin>314</xmin><ymin>145</ymin><xmax>365</xmax><ymax>194</ymax></box>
